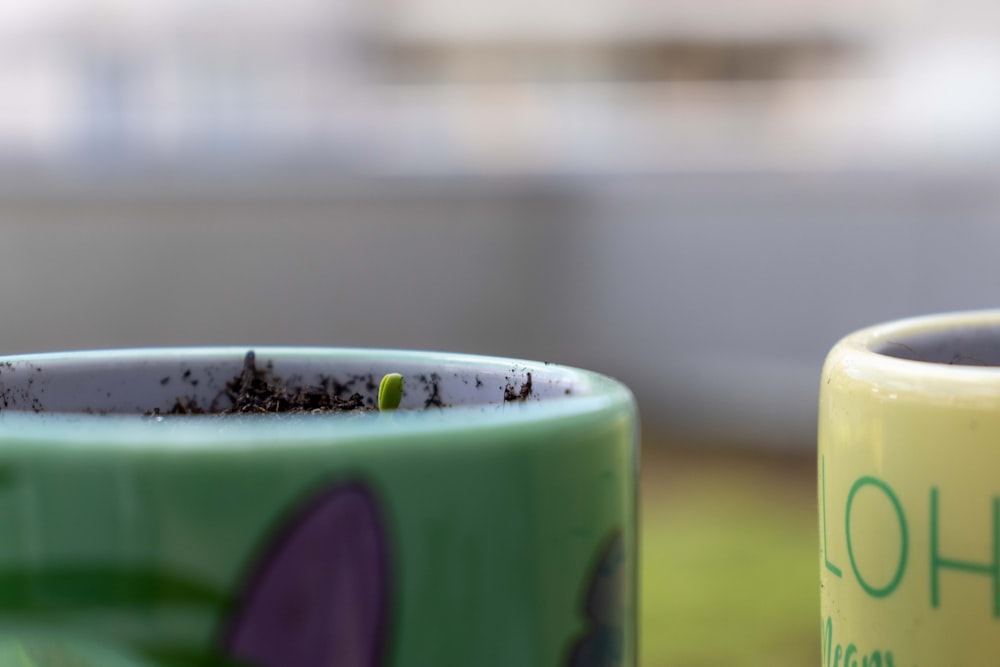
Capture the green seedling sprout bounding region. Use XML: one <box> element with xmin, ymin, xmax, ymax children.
<box><xmin>378</xmin><ymin>373</ymin><xmax>403</xmax><ymax>412</ymax></box>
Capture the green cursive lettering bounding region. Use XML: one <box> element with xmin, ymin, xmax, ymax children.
<box><xmin>823</xmin><ymin>617</ymin><xmax>896</xmax><ymax>667</ymax></box>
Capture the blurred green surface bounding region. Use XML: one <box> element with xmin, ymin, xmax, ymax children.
<box><xmin>640</xmin><ymin>444</ymin><xmax>819</xmax><ymax>667</ymax></box>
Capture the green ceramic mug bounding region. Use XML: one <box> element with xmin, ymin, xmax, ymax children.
<box><xmin>0</xmin><ymin>347</ymin><xmax>638</xmax><ymax>667</ymax></box>
<box><xmin>819</xmin><ymin>310</ymin><xmax>1000</xmax><ymax>666</ymax></box>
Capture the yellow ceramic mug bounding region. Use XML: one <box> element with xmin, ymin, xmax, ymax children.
<box><xmin>819</xmin><ymin>310</ymin><xmax>1000</xmax><ymax>666</ymax></box>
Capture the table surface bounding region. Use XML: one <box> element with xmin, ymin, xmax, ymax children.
<box><xmin>640</xmin><ymin>436</ymin><xmax>818</xmax><ymax>667</ymax></box>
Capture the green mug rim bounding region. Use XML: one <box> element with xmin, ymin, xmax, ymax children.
<box><xmin>0</xmin><ymin>347</ymin><xmax>636</xmax><ymax>448</ymax></box>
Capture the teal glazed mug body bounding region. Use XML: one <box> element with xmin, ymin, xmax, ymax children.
<box><xmin>0</xmin><ymin>347</ymin><xmax>638</xmax><ymax>667</ymax></box>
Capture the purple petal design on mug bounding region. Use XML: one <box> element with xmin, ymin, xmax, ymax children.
<box><xmin>222</xmin><ymin>482</ymin><xmax>392</xmax><ymax>667</ymax></box>
<box><xmin>568</xmin><ymin>530</ymin><xmax>625</xmax><ymax>667</ymax></box>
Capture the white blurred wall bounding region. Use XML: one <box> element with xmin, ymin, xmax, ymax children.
<box><xmin>564</xmin><ymin>173</ymin><xmax>1000</xmax><ymax>447</ymax></box>
<box><xmin>2</xmin><ymin>172</ymin><xmax>1000</xmax><ymax>449</ymax></box>
<box><xmin>2</xmin><ymin>1</ymin><xmax>1000</xmax><ymax>448</ymax></box>
<box><xmin>0</xmin><ymin>180</ymin><xmax>566</xmax><ymax>356</ymax></box>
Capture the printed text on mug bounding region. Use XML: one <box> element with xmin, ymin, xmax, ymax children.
<box><xmin>821</xmin><ymin>457</ymin><xmax>1000</xmax><ymax>616</ymax></box>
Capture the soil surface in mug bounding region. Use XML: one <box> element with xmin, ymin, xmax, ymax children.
<box><xmin>154</xmin><ymin>351</ymin><xmax>375</xmax><ymax>415</ymax></box>
<box><xmin>153</xmin><ymin>350</ymin><xmax>535</xmax><ymax>416</ymax></box>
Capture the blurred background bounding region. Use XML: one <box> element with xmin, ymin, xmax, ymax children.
<box><xmin>5</xmin><ymin>0</ymin><xmax>1000</xmax><ymax>664</ymax></box>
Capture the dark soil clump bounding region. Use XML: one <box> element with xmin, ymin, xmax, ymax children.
<box><xmin>419</xmin><ymin>373</ymin><xmax>445</xmax><ymax>408</ymax></box>
<box><xmin>155</xmin><ymin>351</ymin><xmax>373</xmax><ymax>416</ymax></box>
<box><xmin>504</xmin><ymin>372</ymin><xmax>533</xmax><ymax>402</ymax></box>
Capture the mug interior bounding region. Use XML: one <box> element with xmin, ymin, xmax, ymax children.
<box><xmin>872</xmin><ymin>324</ymin><xmax>1000</xmax><ymax>366</ymax></box>
<box><xmin>0</xmin><ymin>348</ymin><xmax>584</xmax><ymax>415</ymax></box>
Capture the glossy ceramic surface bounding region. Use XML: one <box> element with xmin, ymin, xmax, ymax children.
<box><xmin>819</xmin><ymin>311</ymin><xmax>1000</xmax><ymax>666</ymax></box>
<box><xmin>0</xmin><ymin>347</ymin><xmax>638</xmax><ymax>667</ymax></box>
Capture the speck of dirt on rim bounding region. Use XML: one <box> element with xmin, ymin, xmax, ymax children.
<box><xmin>504</xmin><ymin>372</ymin><xmax>533</xmax><ymax>402</ymax></box>
<box><xmin>417</xmin><ymin>373</ymin><xmax>445</xmax><ymax>408</ymax></box>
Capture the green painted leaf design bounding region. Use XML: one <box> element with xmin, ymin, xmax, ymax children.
<box><xmin>0</xmin><ymin>566</ymin><xmax>227</xmax><ymax>611</ymax></box>
<box><xmin>0</xmin><ymin>466</ymin><xmax>17</xmax><ymax>490</ymax></box>
<box><xmin>136</xmin><ymin>645</ymin><xmax>259</xmax><ymax>667</ymax></box>
<box><xmin>0</xmin><ymin>633</ymin><xmax>155</xmax><ymax>667</ymax></box>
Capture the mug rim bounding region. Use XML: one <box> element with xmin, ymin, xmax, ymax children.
<box><xmin>825</xmin><ymin>309</ymin><xmax>1000</xmax><ymax>399</ymax></box>
<box><xmin>0</xmin><ymin>347</ymin><xmax>636</xmax><ymax>447</ymax></box>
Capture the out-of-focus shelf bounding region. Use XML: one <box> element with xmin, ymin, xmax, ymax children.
<box><xmin>3</xmin><ymin>78</ymin><xmax>999</xmax><ymax>181</ymax></box>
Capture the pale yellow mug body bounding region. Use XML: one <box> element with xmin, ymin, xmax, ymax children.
<box><xmin>820</xmin><ymin>311</ymin><xmax>1000</xmax><ymax>666</ymax></box>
